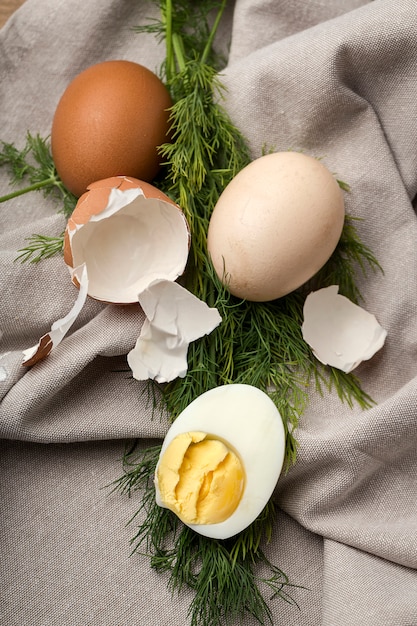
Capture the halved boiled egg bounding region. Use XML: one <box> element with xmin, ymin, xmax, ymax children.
<box><xmin>154</xmin><ymin>384</ymin><xmax>285</xmax><ymax>540</ymax></box>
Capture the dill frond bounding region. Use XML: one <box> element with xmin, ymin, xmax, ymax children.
<box><xmin>312</xmin><ymin>214</ymin><xmax>382</xmax><ymax>304</ymax></box>
<box><xmin>15</xmin><ymin>233</ymin><xmax>65</xmax><ymax>264</ymax></box>
<box><xmin>134</xmin><ymin>0</ymin><xmax>227</xmax><ymax>81</ymax></box>
<box><xmin>0</xmin><ymin>132</ymin><xmax>77</xmax><ymax>216</ymax></box>
<box><xmin>314</xmin><ymin>365</ymin><xmax>375</xmax><ymax>410</ymax></box>
<box><xmin>151</xmin><ymin>2</ymin><xmax>380</xmax><ymax>462</ymax></box>
<box><xmin>0</xmin><ymin>132</ymin><xmax>77</xmax><ymax>262</ymax></box>
<box><xmin>113</xmin><ymin>443</ymin><xmax>303</xmax><ymax>626</ymax></box>
<box><xmin>111</xmin><ymin>4</ymin><xmax>313</xmax><ymax>624</ymax></box>
<box><xmin>117</xmin><ymin>2</ymin><xmax>382</xmax><ymax>624</ymax></box>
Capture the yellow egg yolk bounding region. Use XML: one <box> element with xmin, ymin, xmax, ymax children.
<box><xmin>156</xmin><ymin>431</ymin><xmax>245</xmax><ymax>525</ymax></box>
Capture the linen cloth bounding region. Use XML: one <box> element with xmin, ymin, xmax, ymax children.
<box><xmin>1</xmin><ymin>1</ymin><xmax>417</xmax><ymax>624</ymax></box>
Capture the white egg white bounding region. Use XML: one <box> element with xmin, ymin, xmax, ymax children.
<box><xmin>154</xmin><ymin>383</ymin><xmax>285</xmax><ymax>540</ymax></box>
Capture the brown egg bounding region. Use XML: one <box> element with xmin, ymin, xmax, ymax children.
<box><xmin>51</xmin><ymin>60</ymin><xmax>173</xmax><ymax>198</ymax></box>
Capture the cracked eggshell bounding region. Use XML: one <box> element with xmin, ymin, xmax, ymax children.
<box><xmin>51</xmin><ymin>60</ymin><xmax>173</xmax><ymax>197</ymax></box>
<box><xmin>22</xmin><ymin>264</ymin><xmax>89</xmax><ymax>366</ymax></box>
<box><xmin>64</xmin><ymin>176</ymin><xmax>190</xmax><ymax>304</ymax></box>
<box><xmin>207</xmin><ymin>151</ymin><xmax>345</xmax><ymax>302</ymax></box>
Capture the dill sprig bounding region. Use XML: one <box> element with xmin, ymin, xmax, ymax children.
<box><xmin>0</xmin><ymin>132</ymin><xmax>76</xmax><ymax>262</ymax></box>
<box><xmin>111</xmin><ymin>442</ymin><xmax>303</xmax><ymax>626</ymax></box>
<box><xmin>0</xmin><ymin>132</ymin><xmax>77</xmax><ymax>214</ymax></box>
<box><xmin>144</xmin><ymin>0</ymin><xmax>380</xmax><ymax>459</ymax></box>
<box><xmin>14</xmin><ymin>233</ymin><xmax>65</xmax><ymax>264</ymax></box>
<box><xmin>113</xmin><ymin>4</ymin><xmax>307</xmax><ymax>623</ymax></box>
<box><xmin>111</xmin><ymin>3</ymin><xmax>383</xmax><ymax>625</ymax></box>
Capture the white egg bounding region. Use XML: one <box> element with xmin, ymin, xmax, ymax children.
<box><xmin>154</xmin><ymin>384</ymin><xmax>285</xmax><ymax>540</ymax></box>
<box><xmin>207</xmin><ymin>151</ymin><xmax>345</xmax><ymax>302</ymax></box>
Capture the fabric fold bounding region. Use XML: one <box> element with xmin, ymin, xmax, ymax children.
<box><xmin>1</xmin><ymin>1</ymin><xmax>417</xmax><ymax>625</ymax></box>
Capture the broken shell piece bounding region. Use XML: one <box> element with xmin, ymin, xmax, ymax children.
<box><xmin>64</xmin><ymin>176</ymin><xmax>190</xmax><ymax>304</ymax></box>
<box><xmin>22</xmin><ymin>264</ymin><xmax>89</xmax><ymax>366</ymax></box>
<box><xmin>301</xmin><ymin>285</ymin><xmax>386</xmax><ymax>373</ymax></box>
<box><xmin>127</xmin><ymin>279</ymin><xmax>222</xmax><ymax>383</ymax></box>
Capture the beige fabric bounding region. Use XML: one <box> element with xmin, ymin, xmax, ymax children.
<box><xmin>1</xmin><ymin>0</ymin><xmax>417</xmax><ymax>624</ymax></box>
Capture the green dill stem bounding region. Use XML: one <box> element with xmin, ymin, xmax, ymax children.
<box><xmin>164</xmin><ymin>0</ymin><xmax>186</xmax><ymax>77</ymax></box>
<box><xmin>171</xmin><ymin>33</ymin><xmax>187</xmax><ymax>72</ymax></box>
<box><xmin>191</xmin><ymin>0</ymin><xmax>229</xmax><ymax>390</ymax></box>
<box><xmin>162</xmin><ymin>1</ymin><xmax>225</xmax><ymax>391</ymax></box>
<box><xmin>164</xmin><ymin>0</ymin><xmax>174</xmax><ymax>82</ymax></box>
<box><xmin>200</xmin><ymin>0</ymin><xmax>227</xmax><ymax>66</ymax></box>
<box><xmin>206</xmin><ymin>287</ymin><xmax>218</xmax><ymax>390</ymax></box>
<box><xmin>0</xmin><ymin>178</ymin><xmax>57</xmax><ymax>202</ymax></box>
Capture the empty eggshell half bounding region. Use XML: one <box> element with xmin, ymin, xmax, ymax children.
<box><xmin>207</xmin><ymin>151</ymin><xmax>345</xmax><ymax>302</ymax></box>
<box><xmin>64</xmin><ymin>176</ymin><xmax>190</xmax><ymax>304</ymax></box>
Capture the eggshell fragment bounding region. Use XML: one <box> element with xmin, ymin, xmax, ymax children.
<box><xmin>207</xmin><ymin>151</ymin><xmax>345</xmax><ymax>301</ymax></box>
<box><xmin>127</xmin><ymin>279</ymin><xmax>222</xmax><ymax>383</ymax></box>
<box><xmin>22</xmin><ymin>264</ymin><xmax>89</xmax><ymax>366</ymax></box>
<box><xmin>51</xmin><ymin>60</ymin><xmax>173</xmax><ymax>197</ymax></box>
<box><xmin>64</xmin><ymin>176</ymin><xmax>190</xmax><ymax>304</ymax></box>
<box><xmin>301</xmin><ymin>285</ymin><xmax>387</xmax><ymax>372</ymax></box>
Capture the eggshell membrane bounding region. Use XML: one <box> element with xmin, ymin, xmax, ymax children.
<box><xmin>51</xmin><ymin>60</ymin><xmax>173</xmax><ymax>197</ymax></box>
<box><xmin>207</xmin><ymin>152</ymin><xmax>345</xmax><ymax>302</ymax></box>
<box><xmin>64</xmin><ymin>176</ymin><xmax>190</xmax><ymax>304</ymax></box>
<box><xmin>154</xmin><ymin>384</ymin><xmax>285</xmax><ymax>540</ymax></box>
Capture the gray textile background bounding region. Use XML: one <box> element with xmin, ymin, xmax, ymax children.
<box><xmin>1</xmin><ymin>1</ymin><xmax>417</xmax><ymax>624</ymax></box>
